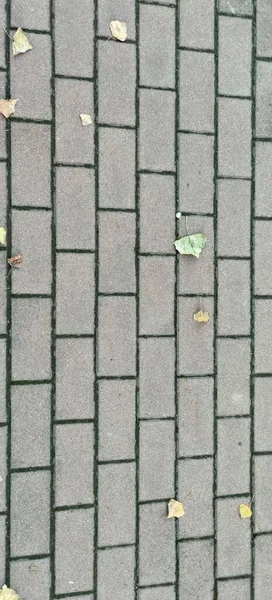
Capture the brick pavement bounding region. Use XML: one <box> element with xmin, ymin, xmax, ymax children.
<box><xmin>0</xmin><ymin>0</ymin><xmax>271</xmax><ymax>599</ymax></box>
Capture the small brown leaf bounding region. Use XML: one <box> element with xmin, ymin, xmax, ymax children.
<box><xmin>0</xmin><ymin>99</ymin><xmax>18</xmax><ymax>118</ymax></box>
<box><xmin>0</xmin><ymin>585</ymin><xmax>19</xmax><ymax>600</ymax></box>
<box><xmin>109</xmin><ymin>20</ymin><xmax>127</xmax><ymax>42</ymax></box>
<box><xmin>79</xmin><ymin>113</ymin><xmax>92</xmax><ymax>126</ymax></box>
<box><xmin>28</xmin><ymin>563</ymin><xmax>40</xmax><ymax>573</ymax></box>
<box><xmin>193</xmin><ymin>310</ymin><xmax>210</xmax><ymax>324</ymax></box>
<box><xmin>7</xmin><ymin>254</ymin><xmax>22</xmax><ymax>268</ymax></box>
<box><xmin>167</xmin><ymin>499</ymin><xmax>184</xmax><ymax>519</ymax></box>
<box><xmin>12</xmin><ymin>28</ymin><xmax>33</xmax><ymax>56</ymax></box>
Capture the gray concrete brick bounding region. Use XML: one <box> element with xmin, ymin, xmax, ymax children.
<box><xmin>0</xmin><ymin>515</ymin><xmax>5</xmax><ymax>583</ymax></box>
<box><xmin>219</xmin><ymin>16</ymin><xmax>252</xmax><ymax>97</ymax></box>
<box><xmin>139</xmin><ymin>257</ymin><xmax>175</xmax><ymax>335</ymax></box>
<box><xmin>217</xmin><ymin>579</ymin><xmax>251</xmax><ymax>600</ymax></box>
<box><xmin>55</xmin><ymin>508</ymin><xmax>93</xmax><ymax>594</ymax></box>
<box><xmin>178</xmin><ymin>297</ymin><xmax>214</xmax><ymax>375</ymax></box>
<box><xmin>179</xmin><ymin>539</ymin><xmax>214</xmax><ymax>600</ymax></box>
<box><xmin>140</xmin><ymin>174</ymin><xmax>175</xmax><ymax>254</ymax></box>
<box><xmin>98</xmin><ymin>463</ymin><xmax>135</xmax><ymax>546</ymax></box>
<box><xmin>255</xmin><ymin>221</ymin><xmax>272</xmax><ymax>294</ymax></box>
<box><xmin>179</xmin><ymin>51</ymin><xmax>214</xmax><ymax>133</ymax></box>
<box><xmin>0</xmin><ymin>3</ymin><xmax>6</xmax><ymax>68</ymax></box>
<box><xmin>56</xmin><ymin>253</ymin><xmax>94</xmax><ymax>335</ymax></box>
<box><xmin>139</xmin><ymin>5</ymin><xmax>175</xmax><ymax>88</ymax></box>
<box><xmin>99</xmin><ymin>212</ymin><xmax>136</xmax><ymax>293</ymax></box>
<box><xmin>178</xmin><ymin>378</ymin><xmax>214</xmax><ymax>457</ymax></box>
<box><xmin>98</xmin><ymin>0</ymin><xmax>136</xmax><ymax>40</ymax></box>
<box><xmin>178</xmin><ymin>133</ymin><xmax>214</xmax><ymax>214</ymax></box>
<box><xmin>255</xmin><ymin>534</ymin><xmax>272</xmax><ymax>600</ymax></box>
<box><xmin>218</xmin><ymin>97</ymin><xmax>251</xmax><ymax>177</ymax></box>
<box><xmin>139</xmin><ymin>587</ymin><xmax>175</xmax><ymax>600</ymax></box>
<box><xmin>218</xmin><ymin>179</ymin><xmax>251</xmax><ymax>257</ymax></box>
<box><xmin>11</xmin><ymin>0</ymin><xmax>50</xmax><ymax>30</ymax></box>
<box><xmin>255</xmin><ymin>455</ymin><xmax>272</xmax><ymax>533</ymax></box>
<box><xmin>55</xmin><ymin>0</ymin><xmax>93</xmax><ymax>78</ymax></box>
<box><xmin>56</xmin><ymin>338</ymin><xmax>94</xmax><ymax>420</ymax></box>
<box><xmin>11</xmin><ymin>33</ymin><xmax>51</xmax><ymax>120</ymax></box>
<box><xmin>256</xmin><ymin>61</ymin><xmax>272</xmax><ymax>138</ymax></box>
<box><xmin>178</xmin><ymin>215</ymin><xmax>214</xmax><ymax>295</ymax></box>
<box><xmin>178</xmin><ymin>458</ymin><xmax>213</xmax><ymax>538</ymax></box>
<box><xmin>0</xmin><ymin>73</ymin><xmax>6</xmax><ymax>160</ymax></box>
<box><xmin>255</xmin><ymin>141</ymin><xmax>272</xmax><ymax>216</ymax></box>
<box><xmin>218</xmin><ymin>259</ymin><xmax>250</xmax><ymax>336</ymax></box>
<box><xmin>217</xmin><ymin>497</ymin><xmax>251</xmax><ymax>578</ymax></box>
<box><xmin>139</xmin><ymin>420</ymin><xmax>175</xmax><ymax>501</ymax></box>
<box><xmin>11</xmin><ymin>471</ymin><xmax>50</xmax><ymax>557</ymax></box>
<box><xmin>0</xmin><ymin>340</ymin><xmax>6</xmax><ymax>422</ymax></box>
<box><xmin>99</xmin><ymin>379</ymin><xmax>135</xmax><ymax>461</ymax></box>
<box><xmin>98</xmin><ymin>41</ymin><xmax>136</xmax><ymax>126</ymax></box>
<box><xmin>217</xmin><ymin>339</ymin><xmax>251</xmax><ymax>416</ymax></box>
<box><xmin>11</xmin><ymin>384</ymin><xmax>50</xmax><ymax>468</ymax></box>
<box><xmin>0</xmin><ymin>427</ymin><xmax>6</xmax><ymax>512</ymax></box>
<box><xmin>255</xmin><ymin>300</ymin><xmax>272</xmax><ymax>373</ymax></box>
<box><xmin>141</xmin><ymin>0</ymin><xmax>175</xmax><ymax>4</ymax></box>
<box><xmin>55</xmin><ymin>423</ymin><xmax>94</xmax><ymax>507</ymax></box>
<box><xmin>257</xmin><ymin>0</ymin><xmax>272</xmax><ymax>57</ymax></box>
<box><xmin>98</xmin><ymin>127</ymin><xmax>135</xmax><ymax>209</ymax></box>
<box><xmin>56</xmin><ymin>167</ymin><xmax>95</xmax><ymax>250</ymax></box>
<box><xmin>0</xmin><ymin>163</ymin><xmax>7</xmax><ymax>228</ymax></box>
<box><xmin>12</xmin><ymin>210</ymin><xmax>52</xmax><ymax>295</ymax></box>
<box><xmin>12</xmin><ymin>298</ymin><xmax>51</xmax><ymax>381</ymax></box>
<box><xmin>0</xmin><ymin>252</ymin><xmax>6</xmax><ymax>334</ymax></box>
<box><xmin>55</xmin><ymin>79</ymin><xmax>94</xmax><ymax>165</ymax></box>
<box><xmin>139</xmin><ymin>89</ymin><xmax>175</xmax><ymax>172</ymax></box>
<box><xmin>217</xmin><ymin>418</ymin><xmax>250</xmax><ymax>495</ymax></box>
<box><xmin>139</xmin><ymin>338</ymin><xmax>175</xmax><ymax>419</ymax></box>
<box><xmin>180</xmin><ymin>0</ymin><xmax>214</xmax><ymax>50</ymax></box>
<box><xmin>255</xmin><ymin>378</ymin><xmax>272</xmax><ymax>452</ymax></box>
<box><xmin>98</xmin><ymin>547</ymin><xmax>134</xmax><ymax>600</ymax></box>
<box><xmin>219</xmin><ymin>0</ymin><xmax>252</xmax><ymax>14</ymax></box>
<box><xmin>98</xmin><ymin>296</ymin><xmax>136</xmax><ymax>376</ymax></box>
<box><xmin>10</xmin><ymin>558</ymin><xmax>50</xmax><ymax>600</ymax></box>
<box><xmin>11</xmin><ymin>122</ymin><xmax>51</xmax><ymax>207</ymax></box>
<box><xmin>56</xmin><ymin>597</ymin><xmax>92</xmax><ymax>600</ymax></box>
<box><xmin>139</xmin><ymin>503</ymin><xmax>175</xmax><ymax>586</ymax></box>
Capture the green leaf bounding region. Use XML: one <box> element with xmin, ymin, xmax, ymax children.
<box><xmin>174</xmin><ymin>233</ymin><xmax>207</xmax><ymax>258</ymax></box>
<box><xmin>0</xmin><ymin>227</ymin><xmax>6</xmax><ymax>246</ymax></box>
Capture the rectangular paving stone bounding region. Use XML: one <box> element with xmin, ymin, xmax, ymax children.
<box><xmin>139</xmin><ymin>503</ymin><xmax>175</xmax><ymax>586</ymax></box>
<box><xmin>11</xmin><ymin>384</ymin><xmax>50</xmax><ymax>468</ymax></box>
<box><xmin>55</xmin><ymin>79</ymin><xmax>94</xmax><ymax>165</ymax></box>
<box><xmin>55</xmin><ymin>0</ymin><xmax>93</xmax><ymax>78</ymax></box>
<box><xmin>0</xmin><ymin>515</ymin><xmax>5</xmax><ymax>583</ymax></box>
<box><xmin>0</xmin><ymin>252</ymin><xmax>6</xmax><ymax>334</ymax></box>
<box><xmin>0</xmin><ymin>73</ymin><xmax>6</xmax><ymax>159</ymax></box>
<box><xmin>178</xmin><ymin>297</ymin><xmax>214</xmax><ymax>375</ymax></box>
<box><xmin>255</xmin><ymin>141</ymin><xmax>272</xmax><ymax>216</ymax></box>
<box><xmin>0</xmin><ymin>3</ymin><xmax>5</xmax><ymax>68</ymax></box>
<box><xmin>179</xmin><ymin>51</ymin><xmax>214</xmax><ymax>133</ymax></box>
<box><xmin>256</xmin><ymin>61</ymin><xmax>272</xmax><ymax>138</ymax></box>
<box><xmin>141</xmin><ymin>0</ymin><xmax>175</xmax><ymax>3</ymax></box>
<box><xmin>140</xmin><ymin>174</ymin><xmax>175</xmax><ymax>254</ymax></box>
<box><xmin>56</xmin><ymin>338</ymin><xmax>94</xmax><ymax>420</ymax></box>
<box><xmin>12</xmin><ymin>210</ymin><xmax>52</xmax><ymax>295</ymax></box>
<box><xmin>99</xmin><ymin>211</ymin><xmax>136</xmax><ymax>293</ymax></box>
<box><xmin>0</xmin><ymin>163</ymin><xmax>7</xmax><ymax>228</ymax></box>
<box><xmin>255</xmin><ymin>221</ymin><xmax>272</xmax><ymax>294</ymax></box>
<box><xmin>0</xmin><ymin>340</ymin><xmax>6</xmax><ymax>422</ymax></box>
<box><xmin>55</xmin><ymin>423</ymin><xmax>93</xmax><ymax>507</ymax></box>
<box><xmin>98</xmin><ymin>463</ymin><xmax>135</xmax><ymax>546</ymax></box>
<box><xmin>12</xmin><ymin>298</ymin><xmax>51</xmax><ymax>381</ymax></box>
<box><xmin>178</xmin><ymin>458</ymin><xmax>213</xmax><ymax>538</ymax></box>
<box><xmin>255</xmin><ymin>455</ymin><xmax>272</xmax><ymax>533</ymax></box>
<box><xmin>98</xmin><ymin>41</ymin><xmax>136</xmax><ymax>126</ymax></box>
<box><xmin>139</xmin><ymin>89</ymin><xmax>175</xmax><ymax>171</ymax></box>
<box><xmin>139</xmin><ymin>4</ymin><xmax>175</xmax><ymax>88</ymax></box>
<box><xmin>10</xmin><ymin>558</ymin><xmax>50</xmax><ymax>600</ymax></box>
<box><xmin>178</xmin><ymin>378</ymin><xmax>214</xmax><ymax>456</ymax></box>
<box><xmin>11</xmin><ymin>471</ymin><xmax>50</xmax><ymax>557</ymax></box>
<box><xmin>255</xmin><ymin>378</ymin><xmax>272</xmax><ymax>452</ymax></box>
<box><xmin>218</xmin><ymin>179</ymin><xmax>251</xmax><ymax>257</ymax></box>
<box><xmin>11</xmin><ymin>33</ymin><xmax>51</xmax><ymax>120</ymax></box>
<box><xmin>98</xmin><ymin>0</ymin><xmax>136</xmax><ymax>40</ymax></box>
<box><xmin>140</xmin><ymin>257</ymin><xmax>175</xmax><ymax>335</ymax></box>
<box><xmin>0</xmin><ymin>427</ymin><xmax>6</xmax><ymax>511</ymax></box>
<box><xmin>217</xmin><ymin>579</ymin><xmax>251</xmax><ymax>600</ymax></box>
<box><xmin>255</xmin><ymin>300</ymin><xmax>272</xmax><ymax>373</ymax></box>
<box><xmin>98</xmin><ymin>547</ymin><xmax>134</xmax><ymax>600</ymax></box>
<box><xmin>179</xmin><ymin>539</ymin><xmax>214</xmax><ymax>600</ymax></box>
<box><xmin>218</xmin><ymin>259</ymin><xmax>250</xmax><ymax>336</ymax></box>
<box><xmin>139</xmin><ymin>420</ymin><xmax>175</xmax><ymax>501</ymax></box>
<box><xmin>219</xmin><ymin>16</ymin><xmax>252</xmax><ymax>97</ymax></box>
<box><xmin>98</xmin><ymin>296</ymin><xmax>136</xmax><ymax>376</ymax></box>
<box><xmin>11</xmin><ymin>0</ymin><xmax>50</xmax><ymax>30</ymax></box>
<box><xmin>55</xmin><ymin>508</ymin><xmax>93</xmax><ymax>594</ymax></box>
<box><xmin>219</xmin><ymin>0</ymin><xmax>252</xmax><ymax>14</ymax></box>
<box><xmin>178</xmin><ymin>133</ymin><xmax>214</xmax><ymax>214</ymax></box>
<box><xmin>99</xmin><ymin>379</ymin><xmax>135</xmax><ymax>461</ymax></box>
<box><xmin>218</xmin><ymin>97</ymin><xmax>251</xmax><ymax>177</ymax></box>
<box><xmin>178</xmin><ymin>215</ymin><xmax>214</xmax><ymax>294</ymax></box>
<box><xmin>98</xmin><ymin>127</ymin><xmax>135</xmax><ymax>209</ymax></box>
<box><xmin>255</xmin><ymin>534</ymin><xmax>272</xmax><ymax>600</ymax></box>
<box><xmin>56</xmin><ymin>253</ymin><xmax>94</xmax><ymax>335</ymax></box>
<box><xmin>139</xmin><ymin>337</ymin><xmax>175</xmax><ymax>419</ymax></box>
<box><xmin>217</xmin><ymin>417</ymin><xmax>250</xmax><ymax>496</ymax></box>
<box><xmin>257</xmin><ymin>0</ymin><xmax>272</xmax><ymax>57</ymax></box>
<box><xmin>140</xmin><ymin>587</ymin><xmax>175</xmax><ymax>600</ymax></box>
<box><xmin>56</xmin><ymin>167</ymin><xmax>95</xmax><ymax>250</ymax></box>
<box><xmin>217</xmin><ymin>338</ymin><xmax>251</xmax><ymax>416</ymax></box>
<box><xmin>11</xmin><ymin>122</ymin><xmax>51</xmax><ymax>207</ymax></box>
<box><xmin>180</xmin><ymin>0</ymin><xmax>214</xmax><ymax>49</ymax></box>
<box><xmin>217</xmin><ymin>497</ymin><xmax>251</xmax><ymax>578</ymax></box>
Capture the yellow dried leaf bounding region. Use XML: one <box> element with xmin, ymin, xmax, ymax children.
<box><xmin>167</xmin><ymin>499</ymin><xmax>184</xmax><ymax>519</ymax></box>
<box><xmin>239</xmin><ymin>503</ymin><xmax>252</xmax><ymax>519</ymax></box>
<box><xmin>0</xmin><ymin>227</ymin><xmax>6</xmax><ymax>245</ymax></box>
<box><xmin>12</xmin><ymin>27</ymin><xmax>33</xmax><ymax>56</ymax></box>
<box><xmin>0</xmin><ymin>98</ymin><xmax>18</xmax><ymax>118</ymax></box>
<box><xmin>0</xmin><ymin>585</ymin><xmax>19</xmax><ymax>600</ymax></box>
<box><xmin>193</xmin><ymin>310</ymin><xmax>210</xmax><ymax>324</ymax></box>
<box><xmin>79</xmin><ymin>113</ymin><xmax>92</xmax><ymax>126</ymax></box>
<box><xmin>109</xmin><ymin>20</ymin><xmax>127</xmax><ymax>42</ymax></box>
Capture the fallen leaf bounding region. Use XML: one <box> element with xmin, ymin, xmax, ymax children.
<box><xmin>0</xmin><ymin>227</ymin><xmax>6</xmax><ymax>245</ymax></box>
<box><xmin>28</xmin><ymin>564</ymin><xmax>39</xmax><ymax>573</ymax></box>
<box><xmin>0</xmin><ymin>98</ymin><xmax>18</xmax><ymax>118</ymax></box>
<box><xmin>0</xmin><ymin>585</ymin><xmax>19</xmax><ymax>600</ymax></box>
<box><xmin>109</xmin><ymin>20</ymin><xmax>127</xmax><ymax>42</ymax></box>
<box><xmin>167</xmin><ymin>499</ymin><xmax>184</xmax><ymax>519</ymax></box>
<box><xmin>7</xmin><ymin>254</ymin><xmax>23</xmax><ymax>268</ymax></box>
<box><xmin>239</xmin><ymin>503</ymin><xmax>252</xmax><ymax>519</ymax></box>
<box><xmin>193</xmin><ymin>310</ymin><xmax>210</xmax><ymax>324</ymax></box>
<box><xmin>12</xmin><ymin>27</ymin><xmax>33</xmax><ymax>56</ymax></box>
<box><xmin>174</xmin><ymin>233</ymin><xmax>207</xmax><ymax>258</ymax></box>
<box><xmin>79</xmin><ymin>113</ymin><xmax>92</xmax><ymax>126</ymax></box>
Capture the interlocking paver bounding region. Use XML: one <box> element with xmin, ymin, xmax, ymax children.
<box><xmin>98</xmin><ymin>41</ymin><xmax>136</xmax><ymax>126</ymax></box>
<box><xmin>0</xmin><ymin>428</ymin><xmax>6</xmax><ymax>512</ymax></box>
<box><xmin>254</xmin><ymin>377</ymin><xmax>272</xmax><ymax>451</ymax></box>
<box><xmin>255</xmin><ymin>220</ymin><xmax>272</xmax><ymax>294</ymax></box>
<box><xmin>216</xmin><ymin>497</ymin><xmax>251</xmax><ymax>578</ymax></box>
<box><xmin>98</xmin><ymin>127</ymin><xmax>136</xmax><ymax>209</ymax></box>
<box><xmin>139</xmin><ymin>4</ymin><xmax>175</xmax><ymax>89</ymax></box>
<box><xmin>10</xmin><ymin>558</ymin><xmax>50</xmax><ymax>600</ymax></box>
<box><xmin>178</xmin><ymin>457</ymin><xmax>213</xmax><ymax>538</ymax></box>
<box><xmin>257</xmin><ymin>0</ymin><xmax>272</xmax><ymax>57</ymax></box>
<box><xmin>179</xmin><ymin>51</ymin><xmax>214</xmax><ymax>132</ymax></box>
<box><xmin>98</xmin><ymin>0</ymin><xmax>136</xmax><ymax>40</ymax></box>
<box><xmin>219</xmin><ymin>0</ymin><xmax>252</xmax><ymax>15</ymax></box>
<box><xmin>217</xmin><ymin>179</ymin><xmax>251</xmax><ymax>256</ymax></box>
<box><xmin>255</xmin><ymin>299</ymin><xmax>272</xmax><ymax>373</ymax></box>
<box><xmin>256</xmin><ymin>61</ymin><xmax>272</xmax><ymax>138</ymax></box>
<box><xmin>139</xmin><ymin>173</ymin><xmax>175</xmax><ymax>254</ymax></box>
<box><xmin>217</xmin><ymin>417</ymin><xmax>251</xmax><ymax>495</ymax></box>
<box><xmin>254</xmin><ymin>455</ymin><xmax>272</xmax><ymax>533</ymax></box>
<box><xmin>178</xmin><ymin>297</ymin><xmax>214</xmax><ymax>375</ymax></box>
<box><xmin>11</xmin><ymin>0</ymin><xmax>50</xmax><ymax>30</ymax></box>
<box><xmin>99</xmin><ymin>211</ymin><xmax>136</xmax><ymax>293</ymax></box>
<box><xmin>56</xmin><ymin>338</ymin><xmax>94</xmax><ymax>420</ymax></box>
<box><xmin>255</xmin><ymin>141</ymin><xmax>272</xmax><ymax>216</ymax></box>
<box><xmin>0</xmin><ymin>516</ymin><xmax>5</xmax><ymax>583</ymax></box>
<box><xmin>139</xmin><ymin>88</ymin><xmax>175</xmax><ymax>171</ymax></box>
<box><xmin>97</xmin><ymin>547</ymin><xmax>135</xmax><ymax>600</ymax></box>
<box><xmin>55</xmin><ymin>0</ymin><xmax>94</xmax><ymax>78</ymax></box>
<box><xmin>139</xmin><ymin>256</ymin><xmax>175</xmax><ymax>335</ymax></box>
<box><xmin>178</xmin><ymin>539</ymin><xmax>214</xmax><ymax>600</ymax></box>
<box><xmin>98</xmin><ymin>463</ymin><xmax>135</xmax><ymax>546</ymax></box>
<box><xmin>55</xmin><ymin>423</ymin><xmax>94</xmax><ymax>507</ymax></box>
<box><xmin>139</xmin><ymin>337</ymin><xmax>175</xmax><ymax>418</ymax></box>
<box><xmin>56</xmin><ymin>253</ymin><xmax>94</xmax><ymax>335</ymax></box>
<box><xmin>140</xmin><ymin>587</ymin><xmax>175</xmax><ymax>600</ymax></box>
<box><xmin>139</xmin><ymin>503</ymin><xmax>175</xmax><ymax>586</ymax></box>
<box><xmin>0</xmin><ymin>252</ymin><xmax>6</xmax><ymax>334</ymax></box>
<box><xmin>56</xmin><ymin>167</ymin><xmax>95</xmax><ymax>250</ymax></box>
<box><xmin>98</xmin><ymin>296</ymin><xmax>136</xmax><ymax>376</ymax></box>
<box><xmin>139</xmin><ymin>420</ymin><xmax>175</xmax><ymax>501</ymax></box>
<box><xmin>11</xmin><ymin>384</ymin><xmax>50</xmax><ymax>468</ymax></box>
<box><xmin>218</xmin><ymin>97</ymin><xmax>251</xmax><ymax>177</ymax></box>
<box><xmin>217</xmin><ymin>579</ymin><xmax>251</xmax><ymax>600</ymax></box>
<box><xmin>178</xmin><ymin>378</ymin><xmax>214</xmax><ymax>456</ymax></box>
<box><xmin>178</xmin><ymin>215</ymin><xmax>214</xmax><ymax>294</ymax></box>
<box><xmin>218</xmin><ymin>259</ymin><xmax>250</xmax><ymax>335</ymax></box>
<box><xmin>219</xmin><ymin>16</ymin><xmax>252</xmax><ymax>96</ymax></box>
<box><xmin>178</xmin><ymin>133</ymin><xmax>214</xmax><ymax>214</ymax></box>
<box><xmin>99</xmin><ymin>379</ymin><xmax>135</xmax><ymax>461</ymax></box>
<box><xmin>0</xmin><ymin>340</ymin><xmax>6</xmax><ymax>422</ymax></box>
<box><xmin>180</xmin><ymin>0</ymin><xmax>214</xmax><ymax>49</ymax></box>
<box><xmin>217</xmin><ymin>338</ymin><xmax>251</xmax><ymax>416</ymax></box>
<box><xmin>255</xmin><ymin>534</ymin><xmax>272</xmax><ymax>600</ymax></box>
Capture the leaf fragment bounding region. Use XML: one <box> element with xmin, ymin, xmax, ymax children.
<box><xmin>0</xmin><ymin>98</ymin><xmax>18</xmax><ymax>118</ymax></box>
<box><xmin>167</xmin><ymin>499</ymin><xmax>184</xmax><ymax>519</ymax></box>
<box><xmin>12</xmin><ymin>27</ymin><xmax>33</xmax><ymax>56</ymax></box>
<box><xmin>7</xmin><ymin>254</ymin><xmax>23</xmax><ymax>268</ymax></box>
<box><xmin>0</xmin><ymin>585</ymin><xmax>19</xmax><ymax>600</ymax></box>
<box><xmin>174</xmin><ymin>233</ymin><xmax>207</xmax><ymax>258</ymax></box>
<box><xmin>193</xmin><ymin>310</ymin><xmax>210</xmax><ymax>324</ymax></box>
<box><xmin>0</xmin><ymin>227</ymin><xmax>6</xmax><ymax>245</ymax></box>
<box><xmin>109</xmin><ymin>20</ymin><xmax>127</xmax><ymax>42</ymax></box>
<box><xmin>79</xmin><ymin>113</ymin><xmax>92</xmax><ymax>126</ymax></box>
<box><xmin>239</xmin><ymin>503</ymin><xmax>252</xmax><ymax>519</ymax></box>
